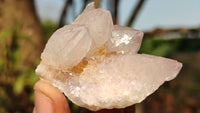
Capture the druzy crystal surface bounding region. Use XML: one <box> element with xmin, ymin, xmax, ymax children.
<box><xmin>36</xmin><ymin>2</ymin><xmax>182</xmax><ymax>111</ymax></box>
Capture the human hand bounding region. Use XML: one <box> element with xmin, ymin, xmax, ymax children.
<box><xmin>33</xmin><ymin>80</ymin><xmax>70</xmax><ymax>113</ymax></box>
<box><xmin>33</xmin><ymin>80</ymin><xmax>135</xmax><ymax>113</ymax></box>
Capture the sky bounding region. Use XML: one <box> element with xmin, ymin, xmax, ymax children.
<box><xmin>35</xmin><ymin>0</ymin><xmax>200</xmax><ymax>32</ymax></box>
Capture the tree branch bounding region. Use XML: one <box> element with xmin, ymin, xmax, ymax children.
<box><xmin>58</xmin><ymin>0</ymin><xmax>72</xmax><ymax>28</ymax></box>
<box><xmin>82</xmin><ymin>0</ymin><xmax>89</xmax><ymax>12</ymax></box>
<box><xmin>113</xmin><ymin>0</ymin><xmax>119</xmax><ymax>24</ymax></box>
<box><xmin>126</xmin><ymin>0</ymin><xmax>145</xmax><ymax>27</ymax></box>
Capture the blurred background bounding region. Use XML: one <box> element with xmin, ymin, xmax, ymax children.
<box><xmin>0</xmin><ymin>0</ymin><xmax>200</xmax><ymax>113</ymax></box>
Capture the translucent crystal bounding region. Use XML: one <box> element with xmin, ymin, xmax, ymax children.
<box><xmin>82</xmin><ymin>2</ymin><xmax>95</xmax><ymax>14</ymax></box>
<box><xmin>35</xmin><ymin>2</ymin><xmax>182</xmax><ymax>111</ymax></box>
<box><xmin>108</xmin><ymin>25</ymin><xmax>143</xmax><ymax>54</ymax></box>
<box><xmin>40</xmin><ymin>25</ymin><xmax>92</xmax><ymax>70</ymax></box>
<box><xmin>75</xmin><ymin>54</ymin><xmax>182</xmax><ymax>110</ymax></box>
<box><xmin>72</xmin><ymin>3</ymin><xmax>113</xmax><ymax>52</ymax></box>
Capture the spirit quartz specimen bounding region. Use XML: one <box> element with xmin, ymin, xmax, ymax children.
<box><xmin>36</xmin><ymin>2</ymin><xmax>182</xmax><ymax>111</ymax></box>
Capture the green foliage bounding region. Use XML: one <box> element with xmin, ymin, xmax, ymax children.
<box><xmin>13</xmin><ymin>68</ymin><xmax>39</xmax><ymax>95</ymax></box>
<box><xmin>139</xmin><ymin>36</ymin><xmax>180</xmax><ymax>56</ymax></box>
<box><xmin>13</xmin><ymin>73</ymin><xmax>26</xmax><ymax>95</ymax></box>
<box><xmin>0</xmin><ymin>22</ymin><xmax>30</xmax><ymax>71</ymax></box>
<box><xmin>29</xmin><ymin>90</ymin><xmax>35</xmax><ymax>103</ymax></box>
<box><xmin>0</xmin><ymin>21</ymin><xmax>39</xmax><ymax>112</ymax></box>
<box><xmin>42</xmin><ymin>20</ymin><xmax>58</xmax><ymax>42</ymax></box>
<box><xmin>197</xmin><ymin>109</ymin><xmax>200</xmax><ymax>113</ymax></box>
<box><xmin>0</xmin><ymin>29</ymin><xmax>12</xmax><ymax>41</ymax></box>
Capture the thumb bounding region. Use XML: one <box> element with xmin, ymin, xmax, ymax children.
<box><xmin>34</xmin><ymin>80</ymin><xmax>70</xmax><ymax>113</ymax></box>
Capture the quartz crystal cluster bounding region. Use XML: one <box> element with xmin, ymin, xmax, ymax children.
<box><xmin>36</xmin><ymin>2</ymin><xmax>182</xmax><ymax>111</ymax></box>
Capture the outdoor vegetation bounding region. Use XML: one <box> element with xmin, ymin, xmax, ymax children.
<box><xmin>0</xmin><ymin>0</ymin><xmax>199</xmax><ymax>113</ymax></box>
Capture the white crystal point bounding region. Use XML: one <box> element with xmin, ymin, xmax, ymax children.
<box><xmin>65</xmin><ymin>54</ymin><xmax>182</xmax><ymax>111</ymax></box>
<box><xmin>72</xmin><ymin>6</ymin><xmax>113</xmax><ymax>51</ymax></box>
<box><xmin>82</xmin><ymin>2</ymin><xmax>95</xmax><ymax>14</ymax></box>
<box><xmin>40</xmin><ymin>25</ymin><xmax>92</xmax><ymax>69</ymax></box>
<box><xmin>108</xmin><ymin>25</ymin><xmax>143</xmax><ymax>54</ymax></box>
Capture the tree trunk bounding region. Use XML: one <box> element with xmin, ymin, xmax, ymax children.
<box><xmin>126</xmin><ymin>0</ymin><xmax>145</xmax><ymax>27</ymax></box>
<box><xmin>0</xmin><ymin>0</ymin><xmax>44</xmax><ymax>112</ymax></box>
<box><xmin>0</xmin><ymin>0</ymin><xmax>43</xmax><ymax>69</ymax></box>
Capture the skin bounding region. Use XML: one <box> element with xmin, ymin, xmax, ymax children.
<box><xmin>33</xmin><ymin>80</ymin><xmax>135</xmax><ymax>113</ymax></box>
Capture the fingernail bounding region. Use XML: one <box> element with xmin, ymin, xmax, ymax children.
<box><xmin>35</xmin><ymin>91</ymin><xmax>54</xmax><ymax>113</ymax></box>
